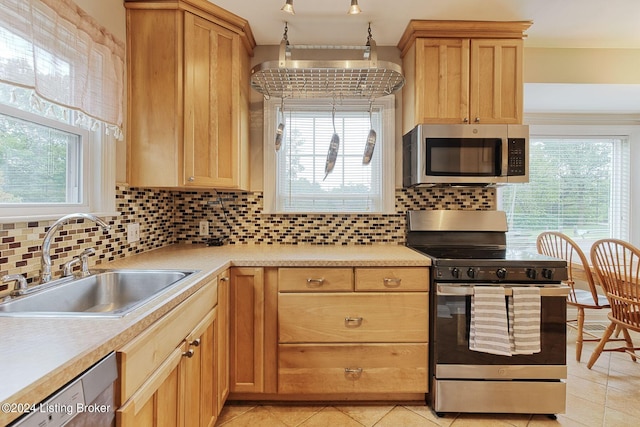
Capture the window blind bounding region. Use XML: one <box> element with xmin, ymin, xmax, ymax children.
<box><xmin>276</xmin><ymin>106</ymin><xmax>384</xmax><ymax>213</ymax></box>
<box><xmin>501</xmin><ymin>137</ymin><xmax>630</xmax><ymax>252</ymax></box>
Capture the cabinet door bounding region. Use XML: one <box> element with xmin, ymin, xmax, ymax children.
<box><xmin>229</xmin><ymin>267</ymin><xmax>265</xmax><ymax>393</ymax></box>
<box><xmin>470</xmin><ymin>39</ymin><xmax>524</xmax><ymax>124</ymax></box>
<box><xmin>183</xmin><ymin>12</ymin><xmax>241</xmax><ymax>187</ymax></box>
<box><xmin>117</xmin><ymin>346</ymin><xmax>185</xmax><ymax>427</ymax></box>
<box><xmin>217</xmin><ymin>271</ymin><xmax>230</xmax><ymax>412</ymax></box>
<box><xmin>414</xmin><ymin>38</ymin><xmax>469</xmax><ymax>124</ymax></box>
<box><xmin>184</xmin><ymin>309</ymin><xmax>217</xmax><ymax>427</ymax></box>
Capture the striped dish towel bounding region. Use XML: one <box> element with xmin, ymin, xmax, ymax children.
<box><xmin>508</xmin><ymin>286</ymin><xmax>541</xmax><ymax>355</ymax></box>
<box><xmin>469</xmin><ymin>286</ymin><xmax>511</xmax><ymax>356</ymax></box>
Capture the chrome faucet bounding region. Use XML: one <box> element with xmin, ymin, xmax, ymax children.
<box><xmin>41</xmin><ymin>213</ymin><xmax>111</xmax><ymax>283</ymax></box>
<box><xmin>2</xmin><ymin>274</ymin><xmax>28</xmax><ymax>297</ymax></box>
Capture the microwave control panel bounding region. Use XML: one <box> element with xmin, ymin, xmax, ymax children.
<box><xmin>507</xmin><ymin>138</ymin><xmax>526</xmax><ymax>176</ymax></box>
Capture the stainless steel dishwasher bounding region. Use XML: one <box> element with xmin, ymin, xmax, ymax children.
<box><xmin>9</xmin><ymin>352</ymin><xmax>117</xmax><ymax>427</ymax></box>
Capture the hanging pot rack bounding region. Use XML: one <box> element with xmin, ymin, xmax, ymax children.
<box><xmin>250</xmin><ymin>23</ymin><xmax>405</xmax><ymax>100</ymax></box>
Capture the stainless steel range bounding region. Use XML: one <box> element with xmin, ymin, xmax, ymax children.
<box><xmin>406</xmin><ymin>210</ymin><xmax>569</xmax><ymax>417</ymax></box>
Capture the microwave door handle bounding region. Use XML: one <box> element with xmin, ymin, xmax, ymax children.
<box><xmin>501</xmin><ymin>140</ymin><xmax>509</xmax><ymax>177</ymax></box>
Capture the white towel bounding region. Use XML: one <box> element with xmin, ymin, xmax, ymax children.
<box><xmin>469</xmin><ymin>286</ymin><xmax>511</xmax><ymax>356</ymax></box>
<box><xmin>508</xmin><ymin>287</ymin><xmax>541</xmax><ymax>355</ymax></box>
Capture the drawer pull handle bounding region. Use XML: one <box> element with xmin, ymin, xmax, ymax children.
<box><xmin>306</xmin><ymin>278</ymin><xmax>325</xmax><ymax>287</ymax></box>
<box><xmin>190</xmin><ymin>338</ymin><xmax>201</xmax><ymax>347</ymax></box>
<box><xmin>344</xmin><ymin>368</ymin><xmax>363</xmax><ymax>378</ymax></box>
<box><xmin>183</xmin><ymin>349</ymin><xmax>195</xmax><ymax>358</ymax></box>
<box><xmin>344</xmin><ymin>316</ymin><xmax>363</xmax><ymax>327</ymax></box>
<box><xmin>383</xmin><ymin>277</ymin><xmax>402</xmax><ymax>287</ymax></box>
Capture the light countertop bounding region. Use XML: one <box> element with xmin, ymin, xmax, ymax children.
<box><xmin>0</xmin><ymin>244</ymin><xmax>429</xmax><ymax>425</ymax></box>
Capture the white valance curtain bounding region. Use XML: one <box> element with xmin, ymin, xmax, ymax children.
<box><xmin>0</xmin><ymin>0</ymin><xmax>124</xmax><ymax>135</ymax></box>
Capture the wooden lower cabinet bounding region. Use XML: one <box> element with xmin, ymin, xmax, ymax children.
<box><xmin>217</xmin><ymin>270</ymin><xmax>230</xmax><ymax>410</ymax></box>
<box><xmin>227</xmin><ymin>266</ymin><xmax>429</xmax><ymax>400</ymax></box>
<box><xmin>278</xmin><ymin>343</ymin><xmax>428</xmax><ymax>394</ymax></box>
<box><xmin>116</xmin><ymin>280</ymin><xmax>220</xmax><ymax>426</ymax></box>
<box><xmin>277</xmin><ymin>267</ymin><xmax>430</xmax><ymax>397</ymax></box>
<box><xmin>116</xmin><ymin>346</ymin><xmax>184</xmax><ymax>426</ymax></box>
<box><xmin>184</xmin><ymin>309</ymin><xmax>217</xmax><ymax>427</ymax></box>
<box><xmin>229</xmin><ymin>267</ymin><xmax>278</xmax><ymax>395</ymax></box>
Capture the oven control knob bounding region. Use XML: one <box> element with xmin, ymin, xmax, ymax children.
<box><xmin>467</xmin><ymin>268</ymin><xmax>476</xmax><ymax>279</ymax></box>
<box><xmin>542</xmin><ymin>268</ymin><xmax>554</xmax><ymax>280</ymax></box>
<box><xmin>451</xmin><ymin>267</ymin><xmax>460</xmax><ymax>279</ymax></box>
<box><xmin>526</xmin><ymin>268</ymin><xmax>537</xmax><ymax>279</ymax></box>
<box><xmin>496</xmin><ymin>268</ymin><xmax>507</xmax><ymax>280</ymax></box>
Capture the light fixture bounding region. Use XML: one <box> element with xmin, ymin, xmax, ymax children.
<box><xmin>281</xmin><ymin>0</ymin><xmax>295</xmax><ymax>15</ymax></box>
<box><xmin>347</xmin><ymin>0</ymin><xmax>362</xmax><ymax>15</ymax></box>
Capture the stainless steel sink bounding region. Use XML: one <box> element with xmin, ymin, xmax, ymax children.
<box><xmin>0</xmin><ymin>269</ymin><xmax>198</xmax><ymax>317</ymax></box>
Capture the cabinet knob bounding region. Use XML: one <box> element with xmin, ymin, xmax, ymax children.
<box><xmin>344</xmin><ymin>316</ymin><xmax>363</xmax><ymax>327</ymax></box>
<box><xmin>188</xmin><ymin>176</ymin><xmax>195</xmax><ymax>182</ymax></box>
<box><xmin>383</xmin><ymin>277</ymin><xmax>401</xmax><ymax>288</ymax></box>
<box><xmin>306</xmin><ymin>278</ymin><xmax>325</xmax><ymax>287</ymax></box>
<box><xmin>190</xmin><ymin>338</ymin><xmax>201</xmax><ymax>347</ymax></box>
<box><xmin>182</xmin><ymin>349</ymin><xmax>195</xmax><ymax>358</ymax></box>
<box><xmin>463</xmin><ymin>117</ymin><xmax>469</xmax><ymax>123</ymax></box>
<box><xmin>474</xmin><ymin>117</ymin><xmax>480</xmax><ymax>123</ymax></box>
<box><xmin>344</xmin><ymin>368</ymin><xmax>363</xmax><ymax>378</ymax></box>
<box><xmin>220</xmin><ymin>277</ymin><xmax>230</xmax><ymax>282</ymax></box>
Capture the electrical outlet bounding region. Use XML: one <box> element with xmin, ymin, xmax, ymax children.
<box><xmin>127</xmin><ymin>223</ymin><xmax>140</xmax><ymax>244</ymax></box>
<box><xmin>199</xmin><ymin>220</ymin><xmax>209</xmax><ymax>236</ymax></box>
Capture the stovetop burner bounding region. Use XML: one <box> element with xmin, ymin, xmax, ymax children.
<box><xmin>406</xmin><ymin>210</ymin><xmax>568</xmax><ymax>283</ymax></box>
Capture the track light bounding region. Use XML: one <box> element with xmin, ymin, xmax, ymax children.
<box><xmin>348</xmin><ymin>0</ymin><xmax>362</xmax><ymax>15</ymax></box>
<box><xmin>281</xmin><ymin>0</ymin><xmax>295</xmax><ymax>15</ymax></box>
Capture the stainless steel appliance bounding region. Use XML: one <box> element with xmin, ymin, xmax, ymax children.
<box><xmin>406</xmin><ymin>210</ymin><xmax>569</xmax><ymax>417</ymax></box>
<box><xmin>10</xmin><ymin>352</ymin><xmax>117</xmax><ymax>427</ymax></box>
<box><xmin>402</xmin><ymin>124</ymin><xmax>529</xmax><ymax>186</ymax></box>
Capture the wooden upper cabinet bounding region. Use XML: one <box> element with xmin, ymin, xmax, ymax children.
<box><xmin>125</xmin><ymin>0</ymin><xmax>254</xmax><ymax>189</ymax></box>
<box><xmin>412</xmin><ymin>38</ymin><xmax>470</xmax><ymax>125</ymax></box>
<box><xmin>398</xmin><ymin>20</ymin><xmax>531</xmax><ymax>133</ymax></box>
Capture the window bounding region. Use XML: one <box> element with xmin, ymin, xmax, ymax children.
<box><xmin>0</xmin><ymin>106</ymin><xmax>83</xmax><ymax>204</ymax></box>
<box><xmin>0</xmin><ymin>90</ymin><xmax>114</xmax><ymax>219</ymax></box>
<box><xmin>0</xmin><ymin>0</ymin><xmax>123</xmax><ymax>220</ymax></box>
<box><xmin>499</xmin><ymin>127</ymin><xmax>631</xmax><ymax>253</ymax></box>
<box><xmin>263</xmin><ymin>97</ymin><xmax>395</xmax><ymax>213</ymax></box>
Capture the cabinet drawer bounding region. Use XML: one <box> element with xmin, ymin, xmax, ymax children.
<box><xmin>278</xmin><ymin>268</ymin><xmax>353</xmax><ymax>292</ymax></box>
<box><xmin>278</xmin><ymin>293</ymin><xmax>428</xmax><ymax>343</ymax></box>
<box><xmin>355</xmin><ymin>267</ymin><xmax>429</xmax><ymax>291</ymax></box>
<box><xmin>278</xmin><ymin>343</ymin><xmax>428</xmax><ymax>394</ymax></box>
<box><xmin>117</xmin><ymin>279</ymin><xmax>217</xmax><ymax>404</ymax></box>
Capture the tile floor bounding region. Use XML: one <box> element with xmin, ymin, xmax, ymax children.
<box><xmin>216</xmin><ymin>319</ymin><xmax>639</xmax><ymax>427</ymax></box>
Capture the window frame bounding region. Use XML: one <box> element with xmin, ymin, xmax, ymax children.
<box><xmin>498</xmin><ymin>120</ymin><xmax>639</xmax><ymax>250</ymax></box>
<box><xmin>263</xmin><ymin>96</ymin><xmax>396</xmax><ymax>214</ymax></box>
<box><xmin>0</xmin><ymin>101</ymin><xmax>116</xmax><ymax>222</ymax></box>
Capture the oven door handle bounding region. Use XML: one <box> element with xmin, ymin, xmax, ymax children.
<box><xmin>436</xmin><ymin>284</ymin><xmax>569</xmax><ymax>297</ymax></box>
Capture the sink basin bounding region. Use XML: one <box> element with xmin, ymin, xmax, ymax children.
<box><xmin>0</xmin><ymin>269</ymin><xmax>198</xmax><ymax>317</ymax></box>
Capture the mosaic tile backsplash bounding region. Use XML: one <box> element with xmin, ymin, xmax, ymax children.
<box><xmin>0</xmin><ymin>185</ymin><xmax>494</xmax><ymax>295</ymax></box>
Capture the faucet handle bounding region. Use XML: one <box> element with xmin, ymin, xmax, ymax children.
<box><xmin>2</xmin><ymin>274</ymin><xmax>28</xmax><ymax>296</ymax></box>
<box><xmin>62</xmin><ymin>258</ymin><xmax>82</xmax><ymax>277</ymax></box>
<box><xmin>78</xmin><ymin>248</ymin><xmax>96</xmax><ymax>277</ymax></box>
<box><xmin>79</xmin><ymin>248</ymin><xmax>96</xmax><ymax>258</ymax></box>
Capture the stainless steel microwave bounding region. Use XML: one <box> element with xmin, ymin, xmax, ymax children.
<box><xmin>402</xmin><ymin>124</ymin><xmax>529</xmax><ymax>187</ymax></box>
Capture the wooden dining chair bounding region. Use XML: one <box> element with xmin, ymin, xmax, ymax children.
<box><xmin>536</xmin><ymin>231</ymin><xmax>611</xmax><ymax>361</ymax></box>
<box><xmin>587</xmin><ymin>239</ymin><xmax>640</xmax><ymax>369</ymax></box>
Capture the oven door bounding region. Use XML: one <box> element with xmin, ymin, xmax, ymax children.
<box><xmin>433</xmin><ymin>283</ymin><xmax>568</xmax><ymax>375</ymax></box>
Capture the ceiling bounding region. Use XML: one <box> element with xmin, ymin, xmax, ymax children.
<box><xmin>210</xmin><ymin>0</ymin><xmax>640</xmax><ymax>48</ymax></box>
<box><xmin>209</xmin><ymin>0</ymin><xmax>640</xmax><ymax>114</ymax></box>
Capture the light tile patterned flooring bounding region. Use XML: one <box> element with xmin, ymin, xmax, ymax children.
<box><xmin>216</xmin><ymin>318</ymin><xmax>639</xmax><ymax>427</ymax></box>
